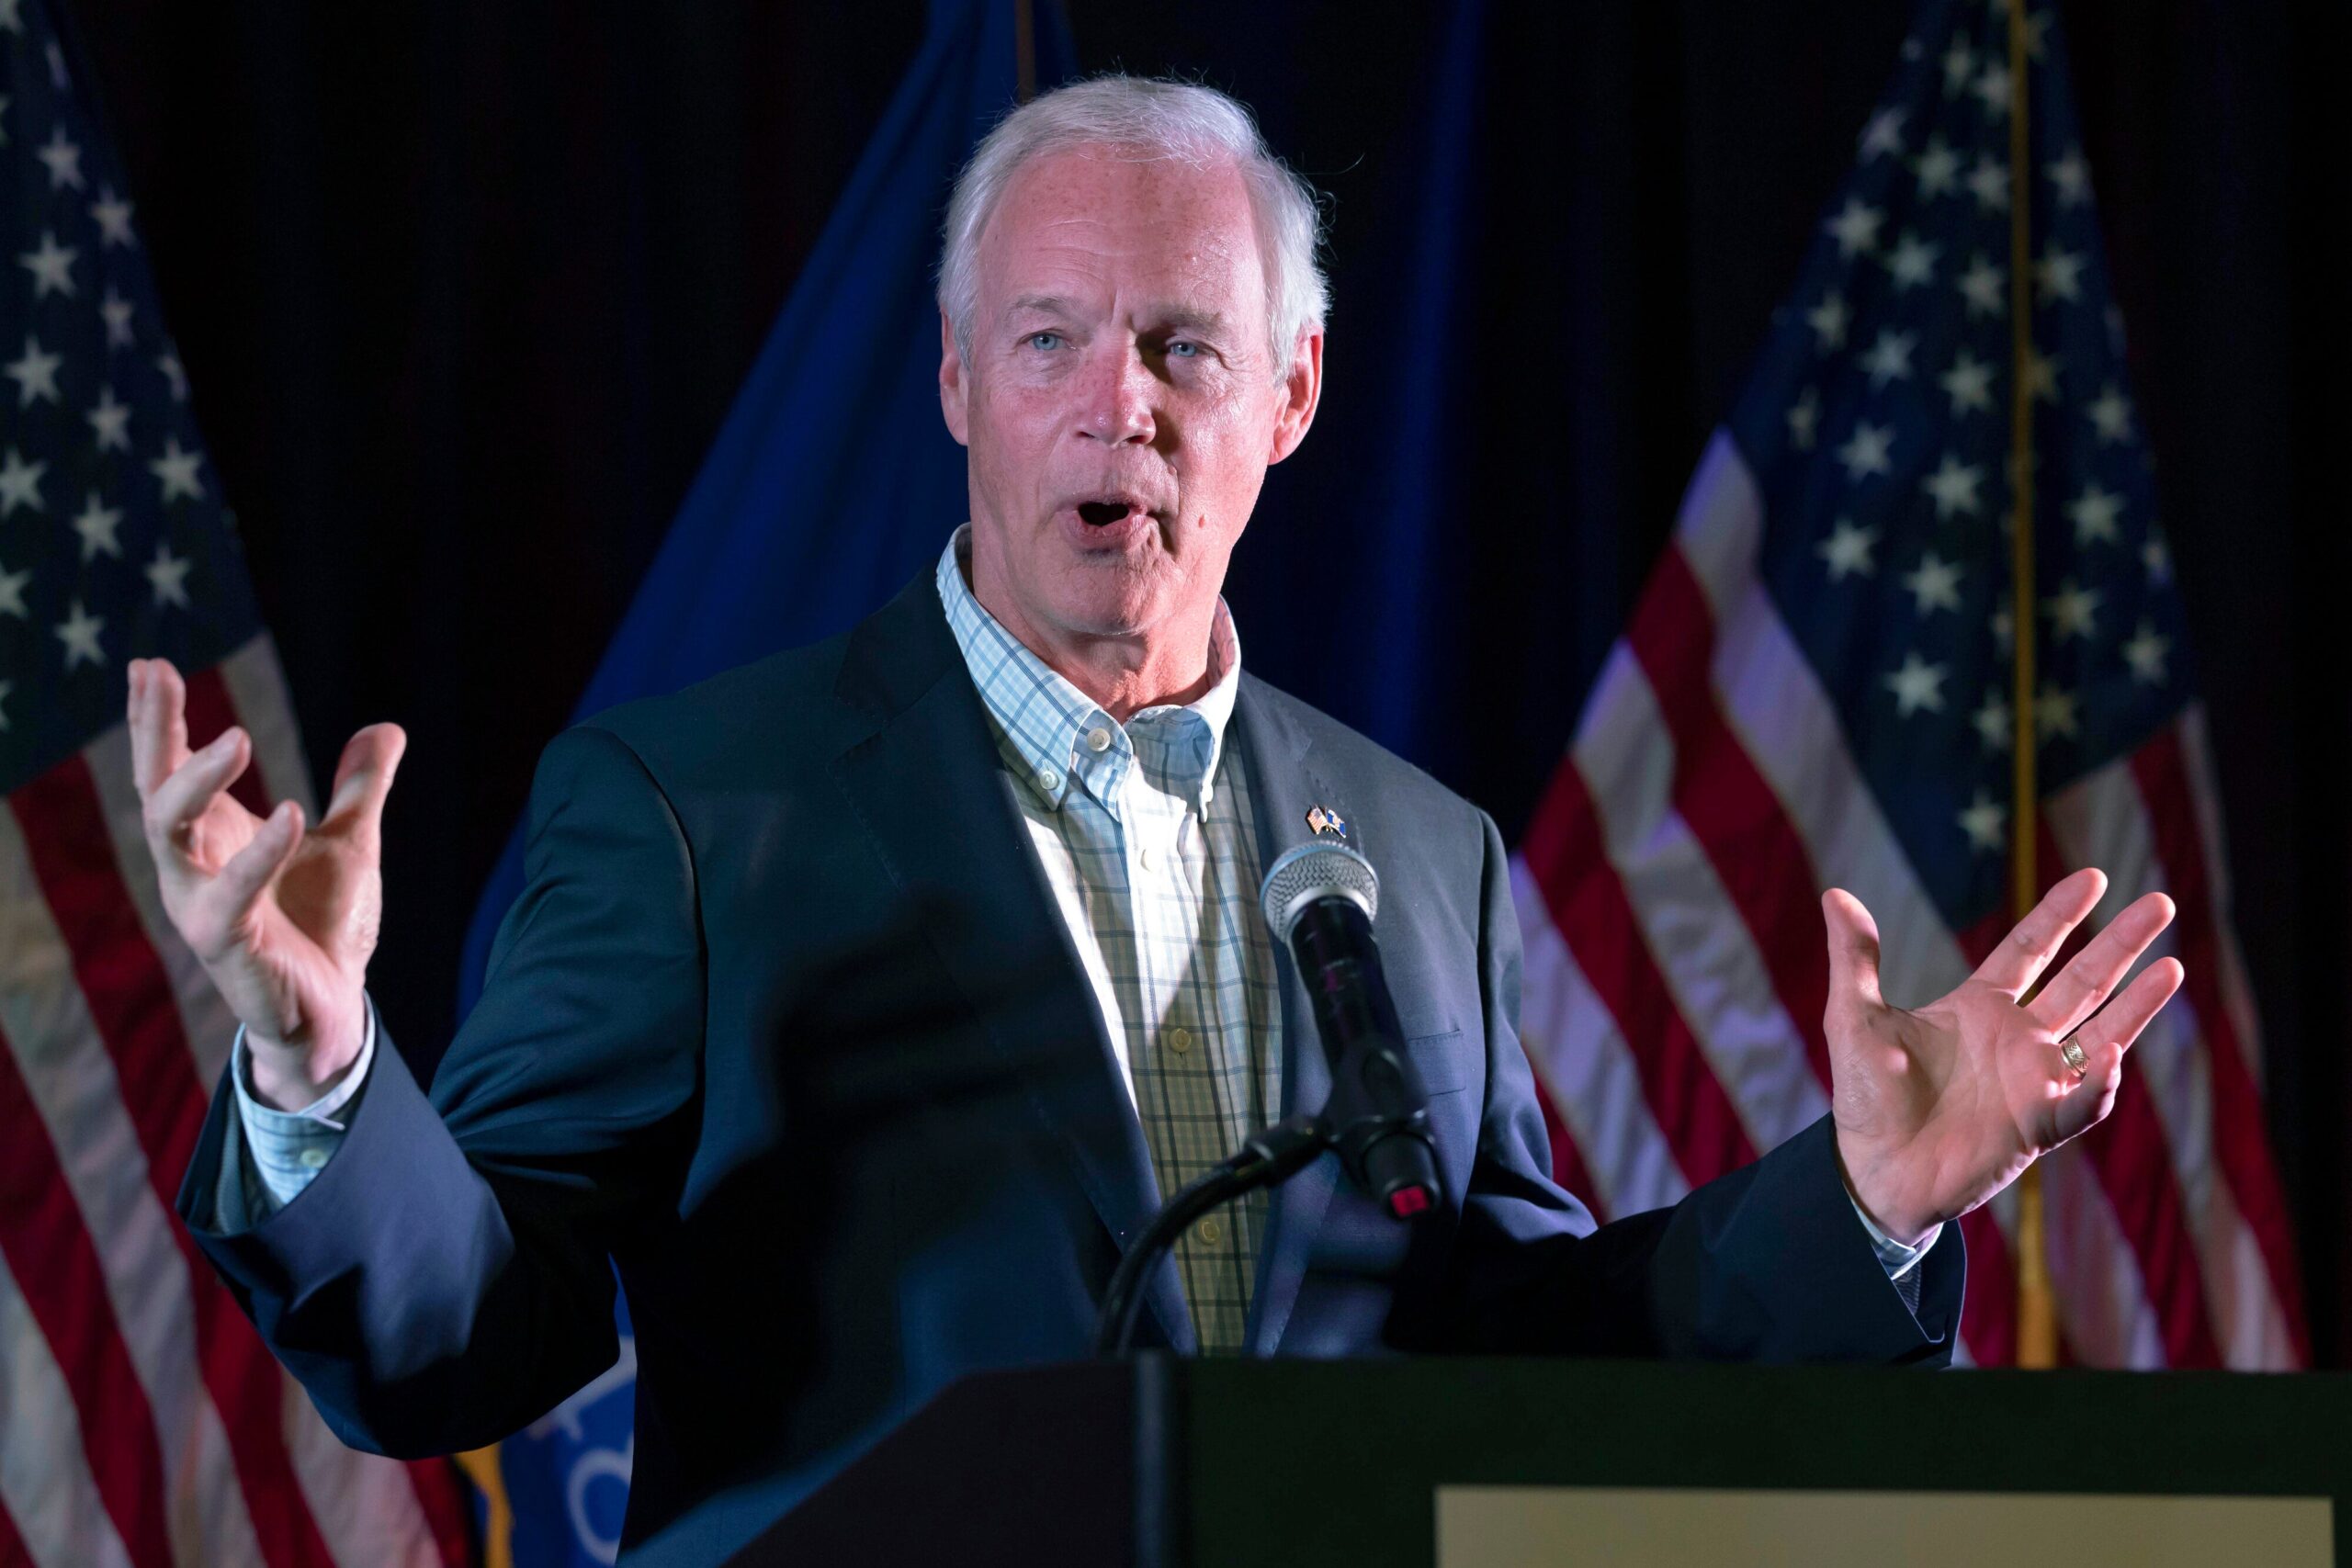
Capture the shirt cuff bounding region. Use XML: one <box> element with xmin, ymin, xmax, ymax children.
<box><xmin>230</xmin><ymin>1005</ymin><xmax>376</xmax><ymax>1207</ymax></box>
<box><xmin>1847</xmin><ymin>1189</ymin><xmax>1939</xmax><ymax>1280</ymax></box>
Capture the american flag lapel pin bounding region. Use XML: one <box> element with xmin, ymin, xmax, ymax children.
<box><xmin>1305</xmin><ymin>805</ymin><xmax>1348</xmax><ymax>840</ymax></box>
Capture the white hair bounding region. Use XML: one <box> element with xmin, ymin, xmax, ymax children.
<box><xmin>937</xmin><ymin>74</ymin><xmax>1329</xmax><ymax>378</ymax></box>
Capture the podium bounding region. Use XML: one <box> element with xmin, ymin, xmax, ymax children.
<box><xmin>726</xmin><ymin>1355</ymin><xmax>2352</xmax><ymax>1566</ymax></box>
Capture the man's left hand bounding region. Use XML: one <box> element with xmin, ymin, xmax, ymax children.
<box><xmin>1824</xmin><ymin>868</ymin><xmax>2181</xmax><ymax>1247</ymax></box>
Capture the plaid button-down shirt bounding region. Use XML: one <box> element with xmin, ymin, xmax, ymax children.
<box><xmin>937</xmin><ymin>525</ymin><xmax>1281</xmax><ymax>1353</ymax></box>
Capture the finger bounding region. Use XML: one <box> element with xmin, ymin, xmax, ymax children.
<box><xmin>143</xmin><ymin>726</ymin><xmax>254</xmax><ymax>856</ymax></box>
<box><xmin>319</xmin><ymin>723</ymin><xmax>407</xmax><ymax>845</ymax></box>
<box><xmin>2050</xmin><ymin>1040</ymin><xmax>2126</xmax><ymax>1145</ymax></box>
<box><xmin>2070</xmin><ymin>955</ymin><xmax>2185</xmax><ymax>1065</ymax></box>
<box><xmin>128</xmin><ymin>657</ymin><xmax>193</xmax><ymax>799</ymax></box>
<box><xmin>2027</xmin><ymin>891</ymin><xmax>2177</xmax><ymax>1037</ymax></box>
<box><xmin>1970</xmin><ymin>867</ymin><xmax>2107</xmax><ymax>998</ymax></box>
<box><xmin>1820</xmin><ymin>888</ymin><xmax>1885</xmax><ymax>1019</ymax></box>
<box><xmin>189</xmin><ymin>800</ymin><xmax>304</xmax><ymax>951</ymax></box>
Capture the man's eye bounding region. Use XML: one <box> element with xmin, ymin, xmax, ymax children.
<box><xmin>1026</xmin><ymin>332</ymin><xmax>1063</xmax><ymax>352</ymax></box>
<box><xmin>1167</xmin><ymin>340</ymin><xmax>1199</xmax><ymax>358</ymax></box>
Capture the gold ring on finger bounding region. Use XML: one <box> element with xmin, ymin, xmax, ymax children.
<box><xmin>2059</xmin><ymin>1038</ymin><xmax>2088</xmax><ymax>1080</ymax></box>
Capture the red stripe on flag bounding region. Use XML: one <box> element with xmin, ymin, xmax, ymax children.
<box><xmin>1526</xmin><ymin>1060</ymin><xmax>1606</xmax><ymax>1222</ymax></box>
<box><xmin>10</xmin><ymin>755</ymin><xmax>341</xmax><ymax>1568</ymax></box>
<box><xmin>404</xmin><ymin>1458</ymin><xmax>478</xmax><ymax>1568</ymax></box>
<box><xmin>1625</xmin><ymin>547</ymin><xmax>1835</xmax><ymax>1087</ymax></box>
<box><xmin>2131</xmin><ymin>727</ymin><xmax>2311</xmax><ymax>1362</ymax></box>
<box><xmin>182</xmin><ymin>663</ymin><xmax>271</xmax><ymax>819</ymax></box>
<box><xmin>0</xmin><ymin>1024</ymin><xmax>175</xmax><ymax>1568</ymax></box>
<box><xmin>1521</xmin><ymin>759</ymin><xmax>1758</xmax><ymax>1182</ymax></box>
<box><xmin>0</xmin><ymin>1491</ymin><xmax>33</xmax><ymax>1568</ymax></box>
<box><xmin>1957</xmin><ymin>1208</ymin><xmax>2018</xmax><ymax>1365</ymax></box>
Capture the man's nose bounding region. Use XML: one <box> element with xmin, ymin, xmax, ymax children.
<box><xmin>1073</xmin><ymin>340</ymin><xmax>1156</xmax><ymax>446</ymax></box>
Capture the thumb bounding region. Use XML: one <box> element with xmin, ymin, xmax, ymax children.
<box><xmin>1821</xmin><ymin>887</ymin><xmax>1885</xmax><ymax>1014</ymax></box>
<box><xmin>322</xmin><ymin>723</ymin><xmax>407</xmax><ymax>845</ymax></box>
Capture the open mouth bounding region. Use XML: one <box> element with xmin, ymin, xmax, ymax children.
<box><xmin>1077</xmin><ymin>499</ymin><xmax>1138</xmax><ymax>527</ymax></box>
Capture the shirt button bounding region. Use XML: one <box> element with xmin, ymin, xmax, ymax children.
<box><xmin>1087</xmin><ymin>727</ymin><xmax>1113</xmax><ymax>752</ymax></box>
<box><xmin>1197</xmin><ymin>1217</ymin><xmax>1222</xmax><ymax>1245</ymax></box>
<box><xmin>298</xmin><ymin>1146</ymin><xmax>328</xmax><ymax>1170</ymax></box>
<box><xmin>1036</xmin><ymin>767</ymin><xmax>1061</xmax><ymax>793</ymax></box>
<box><xmin>1169</xmin><ymin>1026</ymin><xmax>1193</xmax><ymax>1055</ymax></box>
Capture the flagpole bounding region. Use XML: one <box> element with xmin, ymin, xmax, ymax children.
<box><xmin>2004</xmin><ymin>0</ymin><xmax>2060</xmax><ymax>1370</ymax></box>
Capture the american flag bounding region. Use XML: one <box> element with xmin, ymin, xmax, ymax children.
<box><xmin>0</xmin><ymin>2</ymin><xmax>474</xmax><ymax>1562</ymax></box>
<box><xmin>1511</xmin><ymin>0</ymin><xmax>2305</xmax><ymax>1370</ymax></box>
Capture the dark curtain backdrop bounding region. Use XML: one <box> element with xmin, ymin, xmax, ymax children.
<box><xmin>70</xmin><ymin>1</ymin><xmax>2352</xmax><ymax>1359</ymax></box>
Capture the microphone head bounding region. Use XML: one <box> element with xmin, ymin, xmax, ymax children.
<box><xmin>1260</xmin><ymin>840</ymin><xmax>1380</xmax><ymax>943</ymax></box>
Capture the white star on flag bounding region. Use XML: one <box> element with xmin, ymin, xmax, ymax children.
<box><xmin>1973</xmin><ymin>61</ymin><xmax>2014</xmax><ymax>118</ymax></box>
<box><xmin>1902</xmin><ymin>552</ymin><xmax>1964</xmax><ymax>615</ymax></box>
<box><xmin>2087</xmin><ymin>383</ymin><xmax>2134</xmax><ymax>444</ymax></box>
<box><xmin>1859</xmin><ymin>106</ymin><xmax>1905</xmax><ymax>160</ymax></box>
<box><xmin>1786</xmin><ymin>387</ymin><xmax>1820</xmax><ymax>450</ymax></box>
<box><xmin>1939</xmin><ymin>349</ymin><xmax>1995</xmax><ymax>415</ymax></box>
<box><xmin>1940</xmin><ymin>39</ymin><xmax>1975</xmax><ymax>96</ymax></box>
<box><xmin>53</xmin><ymin>598</ymin><xmax>104</xmax><ymax>670</ymax></box>
<box><xmin>1825</xmin><ymin>197</ymin><xmax>1885</xmax><ymax>258</ymax></box>
<box><xmin>1883</xmin><ymin>651</ymin><xmax>1949</xmax><ymax>716</ymax></box>
<box><xmin>1805</xmin><ymin>291</ymin><xmax>1849</xmax><ymax>351</ymax></box>
<box><xmin>5</xmin><ymin>334</ymin><xmax>61</xmax><ymax>405</ymax></box>
<box><xmin>145</xmin><ymin>540</ymin><xmax>193</xmax><ymax>608</ymax></box>
<box><xmin>1965</xmin><ymin>154</ymin><xmax>2009</xmax><ymax>212</ymax></box>
<box><xmin>69</xmin><ymin>491</ymin><xmax>122</xmax><ymax>561</ymax></box>
<box><xmin>34</xmin><ymin>121</ymin><xmax>81</xmax><ymax>189</ymax></box>
<box><xmin>2122</xmin><ymin>621</ymin><xmax>2171</xmax><ymax>685</ymax></box>
<box><xmin>2043</xmin><ymin>579</ymin><xmax>2103</xmax><ymax>641</ymax></box>
<box><xmin>2035</xmin><ymin>245</ymin><xmax>2086</xmax><ymax>305</ymax></box>
<box><xmin>1958</xmin><ymin>788</ymin><xmax>2007</xmax><ymax>852</ymax></box>
<box><xmin>0</xmin><ymin>678</ymin><xmax>11</xmax><ymax>729</ymax></box>
<box><xmin>1921</xmin><ymin>453</ymin><xmax>1984</xmax><ymax>518</ymax></box>
<box><xmin>1816</xmin><ymin>518</ymin><xmax>1879</xmax><ymax>581</ymax></box>
<box><xmin>100</xmin><ymin>287</ymin><xmax>133</xmax><ymax>348</ymax></box>
<box><xmin>0</xmin><ymin>561</ymin><xmax>27</xmax><ymax>618</ymax></box>
<box><xmin>156</xmin><ymin>349</ymin><xmax>187</xmax><ymax>400</ymax></box>
<box><xmin>86</xmin><ymin>385</ymin><xmax>130</xmax><ymax>451</ymax></box>
<box><xmin>2143</xmin><ymin>538</ymin><xmax>2173</xmax><ymax>581</ymax></box>
<box><xmin>1860</xmin><ymin>329</ymin><xmax>1917</xmax><ymax>387</ymax></box>
<box><xmin>1972</xmin><ymin>689</ymin><xmax>2013</xmax><ymax>751</ymax></box>
<box><xmin>2035</xmin><ymin>682</ymin><xmax>2080</xmax><ymax>741</ymax></box>
<box><xmin>0</xmin><ymin>446</ymin><xmax>43</xmax><ymax>514</ymax></box>
<box><xmin>2046</xmin><ymin>145</ymin><xmax>2092</xmax><ymax>207</ymax></box>
<box><xmin>2068</xmin><ymin>482</ymin><xmax>2123</xmax><ymax>547</ymax></box>
<box><xmin>149</xmin><ymin>436</ymin><xmax>205</xmax><ymax>502</ymax></box>
<box><xmin>90</xmin><ymin>186</ymin><xmax>136</xmax><ymax>247</ymax></box>
<box><xmin>1912</xmin><ymin>135</ymin><xmax>1961</xmax><ymax>197</ymax></box>
<box><xmin>1957</xmin><ymin>254</ymin><xmax>2005</xmax><ymax>317</ymax></box>
<box><xmin>1883</xmin><ymin>231</ymin><xmax>1940</xmax><ymax>290</ymax></box>
<box><xmin>17</xmin><ymin>229</ymin><xmax>74</xmax><ymax>299</ymax></box>
<box><xmin>1835</xmin><ymin>421</ymin><xmax>1895</xmax><ymax>481</ymax></box>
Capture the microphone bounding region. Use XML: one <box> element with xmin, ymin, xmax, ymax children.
<box><xmin>1260</xmin><ymin>841</ymin><xmax>1442</xmax><ymax>1220</ymax></box>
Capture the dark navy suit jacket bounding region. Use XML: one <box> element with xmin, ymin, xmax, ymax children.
<box><xmin>176</xmin><ymin>571</ymin><xmax>1960</xmax><ymax>1566</ymax></box>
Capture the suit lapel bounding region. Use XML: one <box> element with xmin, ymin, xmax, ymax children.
<box><xmin>1232</xmin><ymin>677</ymin><xmax>1354</xmax><ymax>1355</ymax></box>
<box><xmin>829</xmin><ymin>576</ymin><xmax>1193</xmax><ymax>1352</ymax></box>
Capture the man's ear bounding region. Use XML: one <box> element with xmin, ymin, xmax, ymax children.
<box><xmin>939</xmin><ymin>310</ymin><xmax>971</xmax><ymax>447</ymax></box>
<box><xmin>1267</xmin><ymin>329</ymin><xmax>1324</xmax><ymax>466</ymax></box>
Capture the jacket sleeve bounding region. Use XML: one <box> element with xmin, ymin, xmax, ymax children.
<box><xmin>1431</xmin><ymin>809</ymin><xmax>1963</xmax><ymax>1365</ymax></box>
<box><xmin>175</xmin><ymin>723</ymin><xmax>706</xmax><ymax>1456</ymax></box>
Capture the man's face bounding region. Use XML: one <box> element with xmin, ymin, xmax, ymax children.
<box><xmin>940</xmin><ymin>147</ymin><xmax>1320</xmax><ymax>649</ymax></box>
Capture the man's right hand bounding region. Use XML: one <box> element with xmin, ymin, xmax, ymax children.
<box><xmin>129</xmin><ymin>658</ymin><xmax>405</xmax><ymax>1112</ymax></box>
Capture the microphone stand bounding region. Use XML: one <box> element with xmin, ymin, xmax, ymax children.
<box><xmin>1091</xmin><ymin>1114</ymin><xmax>1328</xmax><ymax>1359</ymax></box>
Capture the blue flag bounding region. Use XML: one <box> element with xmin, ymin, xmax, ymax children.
<box><xmin>459</xmin><ymin>3</ymin><xmax>1073</xmax><ymax>1562</ymax></box>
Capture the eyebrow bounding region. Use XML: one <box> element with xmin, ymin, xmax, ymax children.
<box><xmin>1002</xmin><ymin>295</ymin><xmax>1232</xmax><ymax>341</ymax></box>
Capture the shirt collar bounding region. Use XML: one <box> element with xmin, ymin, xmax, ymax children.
<box><xmin>935</xmin><ymin>524</ymin><xmax>1241</xmax><ymax>816</ymax></box>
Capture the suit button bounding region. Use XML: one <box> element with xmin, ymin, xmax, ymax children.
<box><xmin>1197</xmin><ymin>1218</ymin><xmax>1222</xmax><ymax>1244</ymax></box>
<box><xmin>1169</xmin><ymin>1026</ymin><xmax>1192</xmax><ymax>1055</ymax></box>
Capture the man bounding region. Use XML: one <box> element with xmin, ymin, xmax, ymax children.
<box><xmin>150</xmin><ymin>77</ymin><xmax>2180</xmax><ymax>1565</ymax></box>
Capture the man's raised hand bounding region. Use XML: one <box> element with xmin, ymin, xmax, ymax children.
<box><xmin>1823</xmin><ymin>868</ymin><xmax>2184</xmax><ymax>1247</ymax></box>
<box><xmin>127</xmin><ymin>658</ymin><xmax>404</xmax><ymax>1111</ymax></box>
